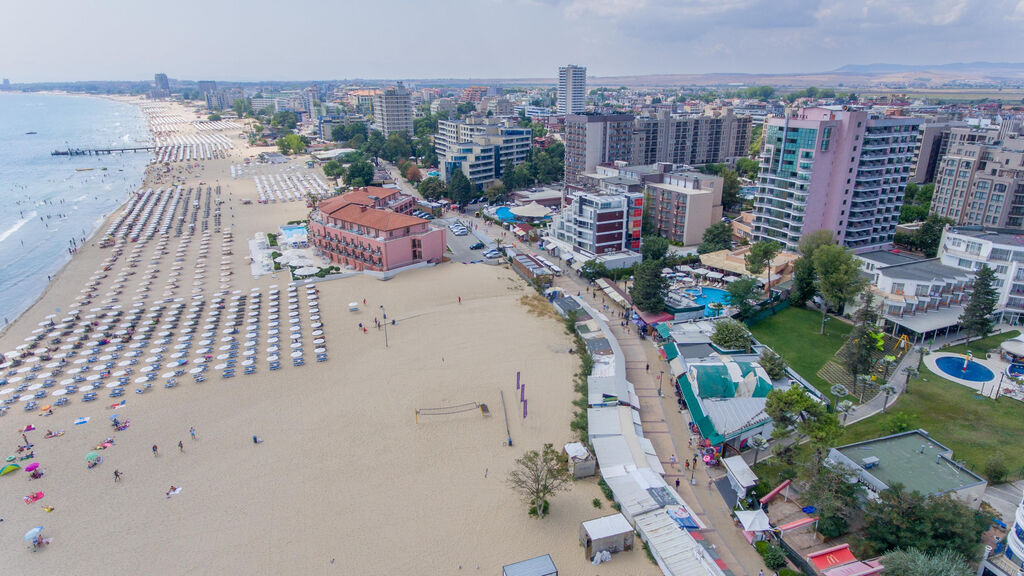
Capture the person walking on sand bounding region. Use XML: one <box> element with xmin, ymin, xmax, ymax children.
<box><xmin>152</xmin><ymin>444</ymin><xmax>159</xmax><ymax>456</ymax></box>
<box><xmin>178</xmin><ymin>440</ymin><xmax>184</xmax><ymax>452</ymax></box>
<box><xmin>190</xmin><ymin>427</ymin><xmax>196</xmax><ymax>441</ymax></box>
<box><xmin>458</xmin><ymin>296</ymin><xmax>461</xmax><ymax>304</ymax></box>
<box><xmin>114</xmin><ymin>469</ymin><xmax>122</xmax><ymax>482</ymax></box>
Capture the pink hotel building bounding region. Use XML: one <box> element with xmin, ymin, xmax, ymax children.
<box><xmin>752</xmin><ymin>107</ymin><xmax>921</xmax><ymax>253</ymax></box>
<box><xmin>308</xmin><ymin>187</ymin><xmax>444</xmax><ymax>272</ymax></box>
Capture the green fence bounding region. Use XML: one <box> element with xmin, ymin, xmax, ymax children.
<box><xmin>745</xmin><ymin>300</ymin><xmax>790</xmax><ymax>326</ymax></box>
<box><xmin>778</xmin><ymin>536</ymin><xmax>814</xmax><ymax>576</ymax></box>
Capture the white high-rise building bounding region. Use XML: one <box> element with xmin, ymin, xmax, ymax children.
<box><xmin>371</xmin><ymin>83</ymin><xmax>413</xmax><ymax>137</ymax></box>
<box><xmin>558</xmin><ymin>65</ymin><xmax>587</xmax><ymax>115</ymax></box>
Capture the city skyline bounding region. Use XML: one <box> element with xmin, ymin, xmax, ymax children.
<box><xmin>2</xmin><ymin>0</ymin><xmax>1023</xmax><ymax>83</ymax></box>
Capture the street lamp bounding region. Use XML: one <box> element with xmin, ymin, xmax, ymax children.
<box><xmin>379</xmin><ymin>304</ymin><xmax>388</xmax><ymax>348</ymax></box>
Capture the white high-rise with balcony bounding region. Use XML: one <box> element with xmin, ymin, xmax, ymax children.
<box><xmin>558</xmin><ymin>65</ymin><xmax>586</xmax><ymax>115</ymax></box>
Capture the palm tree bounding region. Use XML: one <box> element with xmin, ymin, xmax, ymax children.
<box><xmin>750</xmin><ymin>435</ymin><xmax>769</xmax><ymax>466</ymax></box>
<box><xmin>836</xmin><ymin>400</ymin><xmax>855</xmax><ymax>425</ymax></box>
<box><xmin>830</xmin><ymin>384</ymin><xmax>850</xmax><ymax>401</ymax></box>
<box><xmin>880</xmin><ymin>383</ymin><xmax>898</xmax><ymax>412</ymax></box>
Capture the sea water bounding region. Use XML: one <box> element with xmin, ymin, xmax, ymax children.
<box><xmin>0</xmin><ymin>92</ymin><xmax>150</xmax><ymax>325</ymax></box>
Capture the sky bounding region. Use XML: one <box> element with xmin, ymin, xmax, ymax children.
<box><xmin>2</xmin><ymin>0</ymin><xmax>1023</xmax><ymax>83</ymax></box>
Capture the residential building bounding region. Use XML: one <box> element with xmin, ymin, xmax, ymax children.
<box><xmin>856</xmin><ymin>250</ymin><xmax>972</xmax><ymax>341</ymax></box>
<box><xmin>731</xmin><ymin>211</ymin><xmax>755</xmax><ymax>243</ymax></box>
<box><xmin>751</xmin><ymin>106</ymin><xmax>921</xmax><ymax>252</ymax></box>
<box><xmin>938</xmin><ymin>226</ymin><xmax>1024</xmax><ymax>325</ymax></box>
<box><xmin>196</xmin><ymin>80</ymin><xmax>217</xmax><ymax>96</ymax></box>
<box><xmin>647</xmin><ymin>171</ymin><xmax>724</xmax><ymax>246</ymax></box>
<box><xmin>371</xmin><ymin>83</ymin><xmax>413</xmax><ymax>137</ymax></box>
<box><xmin>551</xmin><ymin>188</ymin><xmax>643</xmax><ymax>254</ymax></box>
<box><xmin>154</xmin><ymin>73</ymin><xmax>169</xmax><ymax>91</ymax></box>
<box><xmin>308</xmin><ymin>187</ymin><xmax>442</xmax><ymax>272</ymax></box>
<box><xmin>250</xmin><ymin>97</ymin><xmax>277</xmax><ymax>113</ymax></box>
<box><xmin>435</xmin><ymin>117</ymin><xmax>532</xmax><ymax>189</ymax></box>
<box><xmin>430</xmin><ymin>97</ymin><xmax>454</xmax><ymax>116</ymax></box>
<box><xmin>978</xmin><ymin>487</ymin><xmax>1024</xmax><ymax>576</ymax></box>
<box><xmin>632</xmin><ymin>108</ymin><xmax>752</xmax><ymax>166</ymax></box>
<box><xmin>487</xmin><ymin>98</ymin><xmax>513</xmax><ymax>117</ymax></box>
<box><xmin>557</xmin><ymin>65</ymin><xmax>587</xmax><ymax>115</ymax></box>
<box><xmin>346</xmin><ymin>89</ymin><xmax>380</xmax><ymax>113</ymax></box>
<box><xmin>563</xmin><ymin>114</ymin><xmax>634</xmax><ymax>187</ymax></box>
<box><xmin>910</xmin><ymin>121</ymin><xmax>957</xmax><ymax>184</ymax></box>
<box><xmin>459</xmin><ymin>86</ymin><xmax>488</xmax><ymax>103</ymax></box>
<box><xmin>930</xmin><ymin>126</ymin><xmax>1024</xmax><ymax>228</ymax></box>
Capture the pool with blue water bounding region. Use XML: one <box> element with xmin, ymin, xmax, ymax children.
<box><xmin>684</xmin><ymin>287</ymin><xmax>731</xmax><ymax>317</ymax></box>
<box><xmin>934</xmin><ymin>356</ymin><xmax>995</xmax><ymax>382</ymax></box>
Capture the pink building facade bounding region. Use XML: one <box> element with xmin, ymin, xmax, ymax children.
<box><xmin>309</xmin><ymin>189</ymin><xmax>444</xmax><ymax>272</ymax></box>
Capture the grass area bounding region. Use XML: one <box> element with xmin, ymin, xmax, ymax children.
<box><xmin>750</xmin><ymin>306</ymin><xmax>852</xmax><ymax>401</ymax></box>
<box><xmin>941</xmin><ymin>330</ymin><xmax>1020</xmax><ymax>357</ymax></box>
<box><xmin>840</xmin><ymin>363</ymin><xmax>1024</xmax><ymax>481</ymax></box>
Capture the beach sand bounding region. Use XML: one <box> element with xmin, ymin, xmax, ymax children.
<box><xmin>0</xmin><ymin>101</ymin><xmax>652</xmax><ymax>574</ymax></box>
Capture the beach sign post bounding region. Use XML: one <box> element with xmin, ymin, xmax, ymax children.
<box><xmin>516</xmin><ymin>371</ymin><xmax>520</xmax><ymax>390</ymax></box>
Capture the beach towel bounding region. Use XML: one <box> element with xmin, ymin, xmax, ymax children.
<box><xmin>108</xmin><ymin>400</ymin><xmax>126</xmax><ymax>409</ymax></box>
<box><xmin>24</xmin><ymin>491</ymin><xmax>44</xmax><ymax>504</ymax></box>
<box><xmin>166</xmin><ymin>487</ymin><xmax>182</xmax><ymax>498</ymax></box>
<box><xmin>74</xmin><ymin>417</ymin><xmax>90</xmax><ymax>425</ymax></box>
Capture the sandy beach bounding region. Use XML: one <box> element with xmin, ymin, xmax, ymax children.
<box><xmin>0</xmin><ymin>101</ymin><xmax>652</xmax><ymax>574</ymax></box>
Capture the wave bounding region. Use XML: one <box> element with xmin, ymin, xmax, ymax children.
<box><xmin>0</xmin><ymin>211</ymin><xmax>37</xmax><ymax>244</ymax></box>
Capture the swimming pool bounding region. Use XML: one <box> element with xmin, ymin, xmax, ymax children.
<box><xmin>280</xmin><ymin>224</ymin><xmax>307</xmax><ymax>244</ymax></box>
<box><xmin>495</xmin><ymin>207</ymin><xmax>515</xmax><ymax>222</ymax></box>
<box><xmin>684</xmin><ymin>287</ymin><xmax>731</xmax><ymax>317</ymax></box>
<box><xmin>934</xmin><ymin>356</ymin><xmax>995</xmax><ymax>382</ymax></box>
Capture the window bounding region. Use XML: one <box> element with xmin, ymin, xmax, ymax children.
<box><xmin>892</xmin><ymin>282</ymin><xmax>905</xmax><ymax>294</ymax></box>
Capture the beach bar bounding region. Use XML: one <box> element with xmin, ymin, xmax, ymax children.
<box><xmin>580</xmin><ymin>513</ymin><xmax>634</xmax><ymax>559</ymax></box>
<box><xmin>502</xmin><ymin>554</ymin><xmax>558</xmax><ymax>576</ymax></box>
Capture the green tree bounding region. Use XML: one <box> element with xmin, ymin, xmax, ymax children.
<box><xmin>509</xmin><ymin>162</ymin><xmax>534</xmax><ymax>190</ymax></box>
<box><xmin>404</xmin><ymin>164</ymin><xmax>422</xmax><ymax>183</ymax></box>
<box><xmin>484</xmin><ymin>183</ymin><xmax>507</xmax><ymax>204</ymax></box>
<box><xmin>447</xmin><ymin>169</ymin><xmax>474</xmax><ymax>205</ymax></box>
<box><xmin>231</xmin><ymin>98</ymin><xmax>252</xmax><ymax>117</ymax></box>
<box><xmin>529</xmin><ymin>122</ymin><xmax>547</xmax><ymax>138</ymax></box>
<box><xmin>745</xmin><ymin>240</ymin><xmax>781</xmax><ymax>297</ymax></box>
<box><xmin>790</xmin><ymin>257</ymin><xmax>818</xmax><ymax>307</ymax></box>
<box><xmin>207</xmin><ymin>113</ymin><xmax>222</xmax><ymax>121</ymax></box>
<box><xmin>959</xmin><ymin>265</ymin><xmax>998</xmax><ymax>347</ymax></box>
<box><xmin>882</xmin><ymin>548</ymin><xmax>972</xmax><ymax>576</ymax></box>
<box><xmin>362</xmin><ymin>130</ymin><xmax>386</xmax><ymax>159</ymax></box>
<box><xmin>799</xmin><ymin>458</ymin><xmax>864</xmax><ymax>538</ymax></box>
<box><xmin>276</xmin><ymin>133</ymin><xmax>307</xmax><ymax>155</ymax></box>
<box><xmin>764</xmin><ymin>386</ymin><xmax>840</xmax><ymax>447</ymax></box>
<box><xmin>799</xmin><ymin>229</ymin><xmax>835</xmax><ymax>258</ymax></box>
<box><xmin>749</xmin><ymin>123</ymin><xmax>764</xmax><ymax>157</ymax></box>
<box><xmin>381</xmin><ymin>132</ymin><xmax>413</xmax><ymax>163</ymax></box>
<box><xmin>271</xmin><ymin>110</ymin><xmax>298</xmax><ymax>130</ymax></box>
<box><xmin>629</xmin><ymin>259</ymin><xmax>668</xmax><ymax>313</ymax></box>
<box><xmin>344</xmin><ymin>159</ymin><xmax>374</xmax><ymax>187</ymax></box>
<box><xmin>413</xmin><ymin>113</ymin><xmax>438</xmax><ymax>137</ymax></box>
<box><xmin>842</xmin><ymin>291</ymin><xmax>883</xmax><ymax>400</ymax></box>
<box><xmin>580</xmin><ymin>260</ymin><xmax>611</xmax><ymax>281</ymax></box>
<box><xmin>735</xmin><ymin>157</ymin><xmax>759</xmax><ymax>179</ymax></box>
<box><xmin>417</xmin><ymin>177</ymin><xmax>446</xmax><ymax>200</ymax></box>
<box><xmin>917</xmin><ymin>213</ymin><xmax>955</xmax><ymax>257</ymax></box>
<box><xmin>813</xmin><ymin>244</ymin><xmax>865</xmax><ymax>334</ymax></box>
<box><xmin>506</xmin><ymin>443</ymin><xmax>572</xmax><ymax>519</ymax></box>
<box><xmin>322</xmin><ymin>160</ymin><xmax>345</xmax><ymax>180</ymax></box>
<box><xmin>721</xmin><ymin>167</ymin><xmax>741</xmax><ymax>208</ymax></box>
<box><xmin>456</xmin><ymin>102</ymin><xmax>476</xmax><ymax>117</ymax></box>
<box><xmin>331</xmin><ymin>122</ymin><xmax>368</xmax><ymax>143</ymax></box>
<box><xmin>641</xmin><ymin>236</ymin><xmax>669</xmax><ymax>262</ymax></box>
<box><xmin>710</xmin><ymin>319</ymin><xmax>752</xmax><ymax>351</ymax></box>
<box><xmin>759</xmin><ymin>349</ymin><xmax>787</xmax><ymax>381</ymax></box>
<box><xmin>698</xmin><ymin>221</ymin><xmax>733</xmax><ymax>254</ymax></box>
<box><xmin>861</xmin><ymin>485</ymin><xmax>989</xmax><ymax>559</ymax></box>
<box><xmin>727</xmin><ymin>277</ymin><xmax>759</xmax><ymax>319</ymax></box>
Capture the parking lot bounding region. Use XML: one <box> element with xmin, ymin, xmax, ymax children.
<box><xmin>436</xmin><ymin>217</ymin><xmax>499</xmax><ymax>263</ymax></box>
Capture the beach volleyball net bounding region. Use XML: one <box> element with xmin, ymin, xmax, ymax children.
<box><xmin>415</xmin><ymin>402</ymin><xmax>489</xmax><ymax>423</ymax></box>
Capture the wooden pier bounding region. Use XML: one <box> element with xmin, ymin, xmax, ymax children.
<box><xmin>52</xmin><ymin>146</ymin><xmax>155</xmax><ymax>156</ymax></box>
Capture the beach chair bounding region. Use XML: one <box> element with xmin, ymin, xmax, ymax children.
<box><xmin>316</xmin><ymin>355</ymin><xmax>327</xmax><ymax>362</ymax></box>
<box><xmin>269</xmin><ymin>362</ymin><xmax>281</xmax><ymax>371</ymax></box>
<box><xmin>222</xmin><ymin>371</ymin><xmax>234</xmax><ymax>379</ymax></box>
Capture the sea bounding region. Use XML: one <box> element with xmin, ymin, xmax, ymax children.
<box><xmin>0</xmin><ymin>92</ymin><xmax>151</xmax><ymax>326</ymax></box>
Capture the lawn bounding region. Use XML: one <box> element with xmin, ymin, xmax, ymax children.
<box><xmin>940</xmin><ymin>330</ymin><xmax>1020</xmax><ymax>357</ymax></box>
<box><xmin>750</xmin><ymin>306</ymin><xmax>852</xmax><ymax>401</ymax></box>
<box><xmin>840</xmin><ymin>363</ymin><xmax>1024</xmax><ymax>481</ymax></box>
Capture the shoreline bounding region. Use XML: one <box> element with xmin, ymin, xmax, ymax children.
<box><xmin>0</xmin><ymin>93</ymin><xmax>153</xmax><ymax>336</ymax></box>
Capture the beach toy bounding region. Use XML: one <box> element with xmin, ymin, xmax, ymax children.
<box><xmin>0</xmin><ymin>463</ymin><xmax>20</xmax><ymax>475</ymax></box>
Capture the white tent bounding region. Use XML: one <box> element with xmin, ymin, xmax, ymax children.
<box><xmin>1001</xmin><ymin>335</ymin><xmax>1024</xmax><ymax>357</ymax></box>
<box><xmin>509</xmin><ymin>202</ymin><xmax>552</xmax><ymax>219</ymax></box>
<box><xmin>735</xmin><ymin>509</ymin><xmax>772</xmax><ymax>532</ymax></box>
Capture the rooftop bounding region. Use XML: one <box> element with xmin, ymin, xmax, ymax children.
<box><xmin>858</xmin><ymin>250</ymin><xmax>922</xmax><ymax>267</ymax></box>
<box><xmin>948</xmin><ymin>226</ymin><xmax>1024</xmax><ymax>247</ymax></box>
<box><xmin>835</xmin><ymin>430</ymin><xmax>985</xmax><ymax>497</ymax></box>
<box><xmin>330</xmin><ymin>204</ymin><xmax>426</xmax><ymax>232</ymax></box>
<box><xmin>874</xmin><ymin>258</ymin><xmax>969</xmax><ymax>283</ymax></box>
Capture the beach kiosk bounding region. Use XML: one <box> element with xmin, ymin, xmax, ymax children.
<box><xmin>564</xmin><ymin>442</ymin><xmax>596</xmax><ymax>479</ymax></box>
<box><xmin>722</xmin><ymin>455</ymin><xmax>758</xmax><ymax>502</ymax></box>
<box><xmin>502</xmin><ymin>554</ymin><xmax>557</xmax><ymax>576</ymax></box>
<box><xmin>580</xmin><ymin>513</ymin><xmax>634</xmax><ymax>560</ymax></box>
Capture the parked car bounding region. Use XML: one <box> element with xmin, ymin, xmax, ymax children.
<box><xmin>483</xmin><ymin>250</ymin><xmax>502</xmax><ymax>259</ymax></box>
<box><xmin>469</xmin><ymin>242</ymin><xmax>484</xmax><ymax>250</ymax></box>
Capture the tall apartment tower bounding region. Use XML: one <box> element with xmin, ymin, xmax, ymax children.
<box><xmin>930</xmin><ymin>125</ymin><xmax>1024</xmax><ymax>228</ymax></box>
<box><xmin>154</xmin><ymin>73</ymin><xmax>169</xmax><ymax>91</ymax></box>
<box><xmin>752</xmin><ymin>107</ymin><xmax>921</xmax><ymax>253</ymax></box>
<box><xmin>632</xmin><ymin>108</ymin><xmax>752</xmax><ymax>166</ymax></box>
<box><xmin>563</xmin><ymin>114</ymin><xmax>634</xmax><ymax>187</ymax></box>
<box><xmin>557</xmin><ymin>65</ymin><xmax>587</xmax><ymax>115</ymax></box>
<box><xmin>371</xmin><ymin>83</ymin><xmax>413</xmax><ymax>137</ymax></box>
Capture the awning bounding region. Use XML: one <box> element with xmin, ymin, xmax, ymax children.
<box><xmin>509</xmin><ymin>202</ymin><xmax>552</xmax><ymax>219</ymax></box>
<box><xmin>707</xmin><ymin>271</ymin><xmax>724</xmax><ymax>279</ymax></box>
<box><xmin>885</xmin><ymin>306</ymin><xmax>964</xmax><ymax>334</ymax></box>
<box><xmin>692</xmin><ymin>268</ymin><xmax>709</xmax><ymax>276</ymax></box>
<box><xmin>809</xmin><ymin>544</ymin><xmax>857</xmax><ymax>571</ymax></box>
<box><xmin>636</xmin><ymin>310</ymin><xmax>673</xmax><ymax>324</ymax></box>
<box><xmin>656</xmin><ymin>324</ymin><xmax>672</xmax><ymax>340</ymax></box>
<box><xmin>723</xmin><ymin>275</ymin><xmax>740</xmax><ymax>283</ymax></box>
<box><xmin>1002</xmin><ymin>335</ymin><xmax>1024</xmax><ymax>356</ymax></box>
